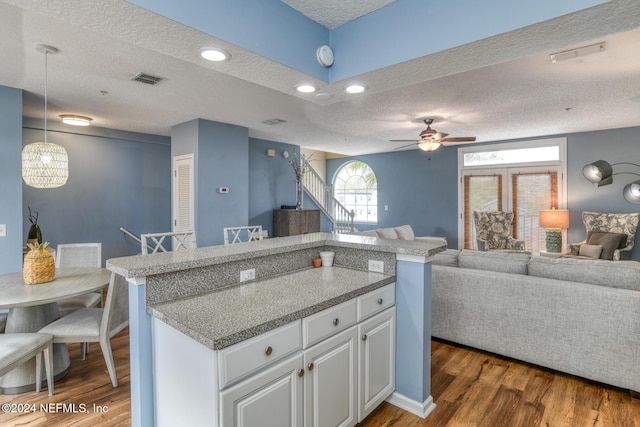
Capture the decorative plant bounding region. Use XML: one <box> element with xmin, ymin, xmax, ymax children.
<box><xmin>26</xmin><ymin>241</ymin><xmax>50</xmax><ymax>252</ymax></box>
<box><xmin>285</xmin><ymin>150</ymin><xmax>314</xmax><ymax>210</ymax></box>
<box><xmin>27</xmin><ymin>206</ymin><xmax>42</xmax><ymax>244</ymax></box>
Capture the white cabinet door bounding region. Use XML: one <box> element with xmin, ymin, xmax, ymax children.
<box><xmin>358</xmin><ymin>307</ymin><xmax>396</xmax><ymax>422</ymax></box>
<box><xmin>303</xmin><ymin>326</ymin><xmax>358</xmax><ymax>427</ymax></box>
<box><xmin>220</xmin><ymin>353</ymin><xmax>304</xmax><ymax>427</ymax></box>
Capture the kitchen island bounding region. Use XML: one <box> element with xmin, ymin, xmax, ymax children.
<box><xmin>107</xmin><ymin>232</ymin><xmax>445</xmax><ymax>427</ymax></box>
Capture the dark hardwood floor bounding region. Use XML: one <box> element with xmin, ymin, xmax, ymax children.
<box><xmin>2</xmin><ymin>329</ymin><xmax>638</xmax><ymax>426</ymax></box>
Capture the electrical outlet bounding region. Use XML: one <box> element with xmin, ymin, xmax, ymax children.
<box><xmin>240</xmin><ymin>268</ymin><xmax>255</xmax><ymax>282</ymax></box>
<box><xmin>368</xmin><ymin>260</ymin><xmax>384</xmax><ymax>273</ymax></box>
<box><xmin>0</xmin><ymin>224</ymin><xmax>5</xmax><ymax>237</ymax></box>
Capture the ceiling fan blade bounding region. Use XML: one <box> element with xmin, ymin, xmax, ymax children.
<box><xmin>390</xmin><ymin>139</ymin><xmax>420</xmax><ymax>142</ymax></box>
<box><xmin>393</xmin><ymin>143</ymin><xmax>419</xmax><ymax>150</ymax></box>
<box><xmin>441</xmin><ymin>137</ymin><xmax>476</xmax><ymax>143</ymax></box>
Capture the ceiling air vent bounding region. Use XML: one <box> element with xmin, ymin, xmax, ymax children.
<box><xmin>131</xmin><ymin>72</ymin><xmax>165</xmax><ymax>86</ymax></box>
<box><xmin>262</xmin><ymin>118</ymin><xmax>287</xmax><ymax>125</ymax></box>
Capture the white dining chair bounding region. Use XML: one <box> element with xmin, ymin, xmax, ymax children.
<box><xmin>56</xmin><ymin>243</ymin><xmax>103</xmax><ymax>316</ymax></box>
<box><xmin>0</xmin><ymin>333</ymin><xmax>54</xmax><ymax>395</ymax></box>
<box><xmin>223</xmin><ymin>226</ymin><xmax>263</xmax><ymax>245</ymax></box>
<box><xmin>38</xmin><ymin>272</ymin><xmax>129</xmax><ymax>387</ymax></box>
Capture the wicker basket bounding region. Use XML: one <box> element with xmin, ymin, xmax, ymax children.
<box><xmin>23</xmin><ymin>246</ymin><xmax>55</xmax><ymax>285</ymax></box>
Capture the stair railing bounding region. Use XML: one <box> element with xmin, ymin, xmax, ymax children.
<box><xmin>302</xmin><ymin>157</ymin><xmax>355</xmax><ymax>233</ymax></box>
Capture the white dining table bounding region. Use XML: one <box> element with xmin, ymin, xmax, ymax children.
<box><xmin>0</xmin><ymin>267</ymin><xmax>111</xmax><ymax>394</ymax></box>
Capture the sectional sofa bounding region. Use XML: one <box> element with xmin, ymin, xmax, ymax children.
<box><xmin>352</xmin><ymin>224</ymin><xmax>447</xmax><ymax>246</ymax></box>
<box><xmin>431</xmin><ymin>249</ymin><xmax>640</xmax><ymax>393</ymax></box>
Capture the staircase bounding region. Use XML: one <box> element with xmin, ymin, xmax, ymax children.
<box><xmin>302</xmin><ymin>157</ymin><xmax>355</xmax><ymax>233</ymax></box>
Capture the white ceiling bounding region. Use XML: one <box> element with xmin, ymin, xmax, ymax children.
<box><xmin>282</xmin><ymin>0</ymin><xmax>398</xmax><ymax>29</ymax></box>
<box><xmin>1</xmin><ymin>0</ymin><xmax>640</xmax><ymax>156</ymax></box>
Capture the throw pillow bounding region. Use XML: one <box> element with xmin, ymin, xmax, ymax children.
<box><xmin>394</xmin><ymin>225</ymin><xmax>415</xmax><ymax>241</ymax></box>
<box><xmin>375</xmin><ymin>227</ymin><xmax>398</xmax><ymax>239</ymax></box>
<box><xmin>586</xmin><ymin>231</ymin><xmax>625</xmax><ymax>260</ymax></box>
<box><xmin>578</xmin><ymin>244</ymin><xmax>603</xmax><ymax>259</ymax></box>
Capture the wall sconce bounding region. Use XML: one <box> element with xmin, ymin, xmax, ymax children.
<box><xmin>582</xmin><ymin>160</ymin><xmax>640</xmax><ymax>204</ymax></box>
<box><xmin>539</xmin><ymin>209</ymin><xmax>570</xmax><ymax>253</ymax></box>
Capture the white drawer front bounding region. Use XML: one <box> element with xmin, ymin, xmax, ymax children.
<box><xmin>303</xmin><ymin>299</ymin><xmax>357</xmax><ymax>348</ymax></box>
<box><xmin>357</xmin><ymin>283</ymin><xmax>395</xmax><ymax>321</ymax></box>
<box><xmin>218</xmin><ymin>320</ymin><xmax>301</xmax><ymax>389</ymax></box>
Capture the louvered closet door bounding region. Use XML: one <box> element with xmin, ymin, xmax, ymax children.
<box><xmin>172</xmin><ymin>154</ymin><xmax>196</xmax><ymax>249</ymax></box>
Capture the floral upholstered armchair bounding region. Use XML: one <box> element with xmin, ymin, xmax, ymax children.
<box><xmin>473</xmin><ymin>211</ymin><xmax>526</xmax><ymax>251</ymax></box>
<box><xmin>569</xmin><ymin>211</ymin><xmax>640</xmax><ymax>260</ymax></box>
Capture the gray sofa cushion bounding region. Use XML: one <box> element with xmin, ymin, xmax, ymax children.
<box><xmin>432</xmin><ymin>249</ymin><xmax>460</xmax><ymax>267</ymax></box>
<box><xmin>457</xmin><ymin>249</ymin><xmax>530</xmax><ymax>275</ymax></box>
<box><xmin>528</xmin><ymin>255</ymin><xmax>640</xmax><ymax>291</ymax></box>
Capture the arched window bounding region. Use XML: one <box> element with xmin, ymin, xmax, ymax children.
<box><xmin>333</xmin><ymin>161</ymin><xmax>378</xmax><ymax>224</ymax></box>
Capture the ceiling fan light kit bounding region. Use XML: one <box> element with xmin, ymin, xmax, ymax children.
<box><xmin>390</xmin><ymin>118</ymin><xmax>476</xmax><ymax>153</ymax></box>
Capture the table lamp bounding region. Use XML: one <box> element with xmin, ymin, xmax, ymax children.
<box><xmin>539</xmin><ymin>209</ymin><xmax>570</xmax><ymax>253</ymax></box>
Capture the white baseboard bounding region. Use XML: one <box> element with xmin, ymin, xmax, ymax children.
<box><xmin>386</xmin><ymin>392</ymin><xmax>436</xmax><ymax>419</ymax></box>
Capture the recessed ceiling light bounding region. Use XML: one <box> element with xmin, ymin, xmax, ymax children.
<box><xmin>60</xmin><ymin>114</ymin><xmax>93</xmax><ymax>126</ymax></box>
<box><xmin>200</xmin><ymin>48</ymin><xmax>230</xmax><ymax>62</ymax></box>
<box><xmin>345</xmin><ymin>84</ymin><xmax>366</xmax><ymax>94</ymax></box>
<box><xmin>295</xmin><ymin>84</ymin><xmax>316</xmax><ymax>93</ymax></box>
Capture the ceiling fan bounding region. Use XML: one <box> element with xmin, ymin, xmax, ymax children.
<box><xmin>390</xmin><ymin>118</ymin><xmax>476</xmax><ymax>152</ymax></box>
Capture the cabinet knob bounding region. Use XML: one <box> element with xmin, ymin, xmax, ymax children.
<box><xmin>377</xmin><ymin>298</ymin><xmax>384</xmax><ymax>305</ymax></box>
<box><xmin>362</xmin><ymin>334</ymin><xmax>367</xmax><ymax>341</ymax></box>
<box><xmin>333</xmin><ymin>318</ymin><xmax>339</xmax><ymax>326</ymax></box>
<box><xmin>265</xmin><ymin>346</ymin><xmax>273</xmax><ymax>356</ymax></box>
<box><xmin>298</xmin><ymin>369</ymin><xmax>305</xmax><ymax>377</ymax></box>
<box><xmin>308</xmin><ymin>363</ymin><xmax>314</xmax><ymax>371</ymax></box>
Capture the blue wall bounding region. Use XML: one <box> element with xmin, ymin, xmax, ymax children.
<box><xmin>328</xmin><ymin>126</ymin><xmax>640</xmax><ymax>259</ymax></box>
<box><xmin>129</xmin><ymin>0</ymin><xmax>604</xmax><ymax>82</ymax></box>
<box><xmin>22</xmin><ymin>118</ymin><xmax>172</xmax><ymax>266</ymax></box>
<box><xmin>566</xmin><ymin>126</ymin><xmax>640</xmax><ymax>253</ymax></box>
<box><xmin>172</xmin><ymin>119</ymin><xmax>250</xmax><ymax>247</ymax></box>
<box><xmin>327</xmin><ymin>148</ymin><xmax>459</xmax><ymax>245</ymax></box>
<box><xmin>0</xmin><ymin>86</ymin><xmax>23</xmax><ymax>273</ymax></box>
<box><xmin>248</xmin><ymin>139</ymin><xmax>331</xmax><ymax>236</ymax></box>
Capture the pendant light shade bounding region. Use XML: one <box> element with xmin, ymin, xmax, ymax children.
<box><xmin>23</xmin><ymin>44</ymin><xmax>68</xmax><ymax>189</ymax></box>
<box><xmin>22</xmin><ymin>142</ymin><xmax>68</xmax><ymax>188</ymax></box>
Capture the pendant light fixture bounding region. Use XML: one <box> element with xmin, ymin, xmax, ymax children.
<box><xmin>22</xmin><ymin>44</ymin><xmax>69</xmax><ymax>189</ymax></box>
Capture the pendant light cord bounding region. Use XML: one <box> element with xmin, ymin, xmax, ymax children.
<box><xmin>44</xmin><ymin>49</ymin><xmax>48</xmax><ymax>143</ymax></box>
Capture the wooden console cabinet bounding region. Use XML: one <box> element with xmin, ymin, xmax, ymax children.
<box><xmin>273</xmin><ymin>209</ymin><xmax>320</xmax><ymax>237</ymax></box>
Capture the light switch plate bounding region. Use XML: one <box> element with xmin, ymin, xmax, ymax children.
<box><xmin>0</xmin><ymin>224</ymin><xmax>5</xmax><ymax>237</ymax></box>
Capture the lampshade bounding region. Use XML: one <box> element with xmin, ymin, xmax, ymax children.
<box><xmin>22</xmin><ymin>142</ymin><xmax>69</xmax><ymax>188</ymax></box>
<box><xmin>582</xmin><ymin>160</ymin><xmax>613</xmax><ymax>187</ymax></box>
<box><xmin>623</xmin><ymin>180</ymin><xmax>640</xmax><ymax>204</ymax></box>
<box><xmin>539</xmin><ymin>209</ymin><xmax>570</xmax><ymax>229</ymax></box>
<box><xmin>418</xmin><ymin>140</ymin><xmax>441</xmax><ymax>152</ymax></box>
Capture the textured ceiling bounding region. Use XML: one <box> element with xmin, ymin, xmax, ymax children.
<box><xmin>282</xmin><ymin>0</ymin><xmax>397</xmax><ymax>29</ymax></box>
<box><xmin>1</xmin><ymin>0</ymin><xmax>640</xmax><ymax>156</ymax></box>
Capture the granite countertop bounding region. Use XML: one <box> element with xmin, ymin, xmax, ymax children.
<box><xmin>148</xmin><ymin>266</ymin><xmax>395</xmax><ymax>350</ymax></box>
<box><xmin>107</xmin><ymin>232</ymin><xmax>445</xmax><ymax>278</ymax></box>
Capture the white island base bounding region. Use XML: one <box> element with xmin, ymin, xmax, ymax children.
<box><xmin>152</xmin><ymin>285</ymin><xmax>396</xmax><ymax>427</ymax></box>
